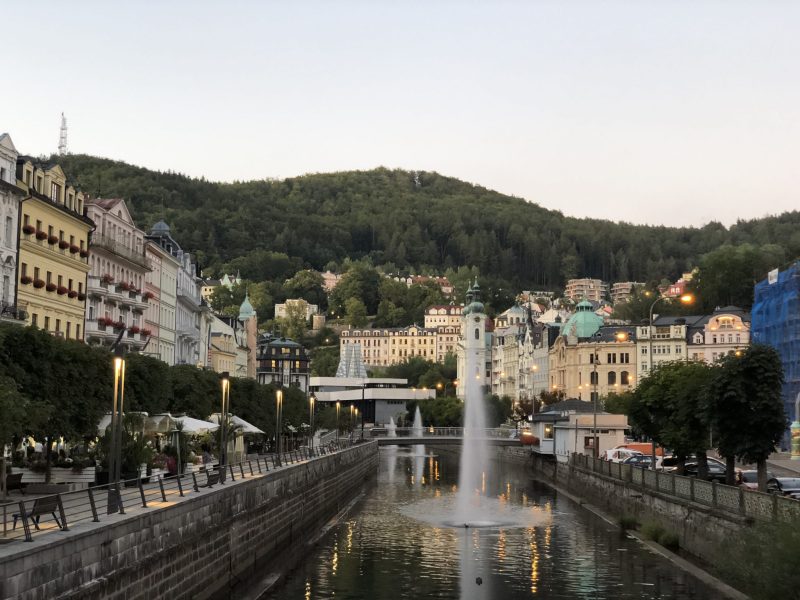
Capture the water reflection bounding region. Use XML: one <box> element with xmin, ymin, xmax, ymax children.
<box><xmin>266</xmin><ymin>450</ymin><xmax>724</xmax><ymax>599</ymax></box>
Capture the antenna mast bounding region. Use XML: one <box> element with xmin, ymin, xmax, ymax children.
<box><xmin>58</xmin><ymin>113</ymin><xmax>68</xmax><ymax>155</ymax></box>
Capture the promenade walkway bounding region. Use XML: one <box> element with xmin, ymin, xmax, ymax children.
<box><xmin>0</xmin><ymin>442</ymin><xmax>354</xmax><ymax>556</ymax></box>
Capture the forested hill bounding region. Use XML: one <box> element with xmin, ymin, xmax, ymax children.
<box><xmin>54</xmin><ymin>154</ymin><xmax>800</xmax><ymax>288</ymax></box>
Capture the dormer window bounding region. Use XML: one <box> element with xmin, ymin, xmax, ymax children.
<box><xmin>50</xmin><ymin>182</ymin><xmax>60</xmax><ymax>202</ymax></box>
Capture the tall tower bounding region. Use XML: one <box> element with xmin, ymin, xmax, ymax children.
<box><xmin>457</xmin><ymin>279</ymin><xmax>487</xmax><ymax>398</ymax></box>
<box><xmin>58</xmin><ymin>113</ymin><xmax>68</xmax><ymax>155</ymax></box>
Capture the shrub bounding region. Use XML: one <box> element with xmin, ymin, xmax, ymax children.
<box><xmin>619</xmin><ymin>515</ymin><xmax>639</xmax><ymax>531</ymax></box>
<box><xmin>641</xmin><ymin>521</ymin><xmax>666</xmax><ymax>542</ymax></box>
<box><xmin>659</xmin><ymin>532</ymin><xmax>680</xmax><ymax>550</ymax></box>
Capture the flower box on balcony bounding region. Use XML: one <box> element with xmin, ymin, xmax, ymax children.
<box><xmin>20</xmin><ymin>275</ymin><xmax>32</xmax><ymax>285</ymax></box>
<box><xmin>58</xmin><ymin>240</ymin><xmax>70</xmax><ymax>250</ymax></box>
<box><xmin>113</xmin><ymin>321</ymin><xmax>125</xmax><ymax>330</ymax></box>
<box><xmin>57</xmin><ymin>286</ymin><xmax>68</xmax><ymax>295</ymax></box>
<box><xmin>35</xmin><ymin>231</ymin><xmax>48</xmax><ymax>241</ymax></box>
<box><xmin>79</xmin><ymin>249</ymin><xmax>89</xmax><ymax>258</ymax></box>
<box><xmin>69</xmin><ymin>244</ymin><xmax>80</xmax><ymax>254</ymax></box>
<box><xmin>143</xmin><ymin>291</ymin><xmax>155</xmax><ymax>301</ymax></box>
<box><xmin>68</xmin><ymin>290</ymin><xmax>78</xmax><ymax>299</ymax></box>
<box><xmin>46</xmin><ymin>283</ymin><xmax>57</xmax><ymax>293</ymax></box>
<box><xmin>119</xmin><ymin>282</ymin><xmax>131</xmax><ymax>291</ymax></box>
<box><xmin>47</xmin><ymin>235</ymin><xmax>59</xmax><ymax>245</ymax></box>
<box><xmin>142</xmin><ymin>329</ymin><xmax>152</xmax><ymax>337</ymax></box>
<box><xmin>33</xmin><ymin>279</ymin><xmax>45</xmax><ymax>289</ymax></box>
<box><xmin>22</xmin><ymin>225</ymin><xmax>36</xmax><ymax>235</ymax></box>
<box><xmin>77</xmin><ymin>293</ymin><xmax>86</xmax><ymax>301</ymax></box>
<box><xmin>130</xmin><ymin>325</ymin><xmax>141</xmax><ymax>334</ymax></box>
<box><xmin>101</xmin><ymin>274</ymin><xmax>114</xmax><ymax>284</ymax></box>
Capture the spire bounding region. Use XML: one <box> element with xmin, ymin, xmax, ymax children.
<box><xmin>58</xmin><ymin>113</ymin><xmax>68</xmax><ymax>155</ymax></box>
<box><xmin>471</xmin><ymin>278</ymin><xmax>481</xmax><ymax>301</ymax></box>
<box><xmin>239</xmin><ymin>290</ymin><xmax>256</xmax><ymax>320</ymax></box>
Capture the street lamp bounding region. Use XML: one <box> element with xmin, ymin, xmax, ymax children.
<box><xmin>336</xmin><ymin>400</ymin><xmax>341</xmax><ymax>442</ymax></box>
<box><xmin>309</xmin><ymin>393</ymin><xmax>316</xmax><ymax>451</ymax></box>
<box><xmin>276</xmin><ymin>390</ymin><xmax>283</xmax><ymax>466</ymax></box>
<box><xmin>220</xmin><ymin>372</ymin><xmax>230</xmax><ymax>482</ymax></box>
<box><xmin>108</xmin><ymin>347</ymin><xmax>126</xmax><ymax>514</ymax></box>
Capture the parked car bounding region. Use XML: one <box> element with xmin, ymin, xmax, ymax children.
<box><xmin>664</xmin><ymin>457</ymin><xmax>728</xmax><ymax>482</ymax></box>
<box><xmin>737</xmin><ymin>470</ymin><xmax>775</xmax><ymax>490</ymax></box>
<box><xmin>622</xmin><ymin>454</ymin><xmax>655</xmax><ymax>469</ymax></box>
<box><xmin>766</xmin><ymin>478</ymin><xmax>800</xmax><ymax>499</ymax></box>
<box><xmin>603</xmin><ymin>448</ymin><xmax>644</xmax><ymax>463</ymax></box>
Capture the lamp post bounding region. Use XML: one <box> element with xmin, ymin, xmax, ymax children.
<box><xmin>350</xmin><ymin>404</ymin><xmax>355</xmax><ymax>441</ymax></box>
<box><xmin>591</xmin><ymin>349</ymin><xmax>599</xmax><ymax>459</ymax></box>
<box><xmin>309</xmin><ymin>393</ymin><xmax>316</xmax><ymax>452</ymax></box>
<box><xmin>361</xmin><ymin>380</ymin><xmax>366</xmax><ymax>441</ymax></box>
<box><xmin>276</xmin><ymin>389</ymin><xmax>283</xmax><ymax>466</ymax></box>
<box><xmin>336</xmin><ymin>400</ymin><xmax>340</xmax><ymax>444</ymax></box>
<box><xmin>220</xmin><ymin>372</ymin><xmax>230</xmax><ymax>482</ymax></box>
<box><xmin>108</xmin><ymin>347</ymin><xmax>126</xmax><ymax>514</ymax></box>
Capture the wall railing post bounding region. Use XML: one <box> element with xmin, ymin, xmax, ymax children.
<box><xmin>87</xmin><ymin>487</ymin><xmax>100</xmax><ymax>522</ymax></box>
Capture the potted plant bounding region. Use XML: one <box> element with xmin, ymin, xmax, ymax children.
<box><xmin>79</xmin><ymin>249</ymin><xmax>89</xmax><ymax>258</ymax></box>
<box><xmin>114</xmin><ymin>320</ymin><xmax>125</xmax><ymax>330</ymax></box>
<box><xmin>101</xmin><ymin>274</ymin><xmax>114</xmax><ymax>285</ymax></box>
<box><xmin>35</xmin><ymin>230</ymin><xmax>48</xmax><ymax>241</ymax></box>
<box><xmin>69</xmin><ymin>244</ymin><xmax>80</xmax><ymax>254</ymax></box>
<box><xmin>22</xmin><ymin>224</ymin><xmax>35</xmax><ymax>235</ymax></box>
<box><xmin>47</xmin><ymin>235</ymin><xmax>59</xmax><ymax>245</ymax></box>
<box><xmin>46</xmin><ymin>282</ymin><xmax>57</xmax><ymax>293</ymax></box>
<box><xmin>33</xmin><ymin>279</ymin><xmax>45</xmax><ymax>289</ymax></box>
<box><xmin>68</xmin><ymin>290</ymin><xmax>78</xmax><ymax>299</ymax></box>
<box><xmin>130</xmin><ymin>325</ymin><xmax>141</xmax><ymax>334</ymax></box>
<box><xmin>143</xmin><ymin>291</ymin><xmax>155</xmax><ymax>301</ymax></box>
<box><xmin>58</xmin><ymin>240</ymin><xmax>69</xmax><ymax>250</ymax></box>
<box><xmin>77</xmin><ymin>293</ymin><xmax>86</xmax><ymax>301</ymax></box>
<box><xmin>20</xmin><ymin>275</ymin><xmax>32</xmax><ymax>285</ymax></box>
<box><xmin>142</xmin><ymin>328</ymin><xmax>152</xmax><ymax>337</ymax></box>
<box><xmin>57</xmin><ymin>285</ymin><xmax>68</xmax><ymax>295</ymax></box>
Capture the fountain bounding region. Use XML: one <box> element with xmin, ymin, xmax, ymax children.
<box><xmin>387</xmin><ymin>417</ymin><xmax>397</xmax><ymax>438</ymax></box>
<box><xmin>412</xmin><ymin>407</ymin><xmax>423</xmax><ymax>437</ymax></box>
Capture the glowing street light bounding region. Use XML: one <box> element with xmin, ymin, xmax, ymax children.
<box><xmin>108</xmin><ymin>347</ymin><xmax>126</xmax><ymax>513</ymax></box>
<box><xmin>220</xmin><ymin>372</ymin><xmax>230</xmax><ymax>482</ymax></box>
<box><xmin>276</xmin><ymin>390</ymin><xmax>283</xmax><ymax>466</ymax></box>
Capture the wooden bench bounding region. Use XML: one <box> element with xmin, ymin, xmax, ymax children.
<box><xmin>192</xmin><ymin>467</ymin><xmax>220</xmax><ymax>491</ymax></box>
<box><xmin>12</xmin><ymin>495</ymin><xmax>62</xmax><ymax>530</ymax></box>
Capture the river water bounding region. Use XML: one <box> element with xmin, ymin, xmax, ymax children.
<box><xmin>266</xmin><ymin>447</ymin><xmax>724</xmax><ymax>599</ymax></box>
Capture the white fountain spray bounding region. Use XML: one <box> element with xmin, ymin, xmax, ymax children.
<box><xmin>412</xmin><ymin>407</ymin><xmax>425</xmax><ymax>485</ymax></box>
<box><xmin>387</xmin><ymin>416</ymin><xmax>397</xmax><ymax>438</ymax></box>
<box><xmin>412</xmin><ymin>406</ymin><xmax>423</xmax><ymax>437</ymax></box>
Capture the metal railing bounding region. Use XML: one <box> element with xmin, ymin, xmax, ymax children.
<box><xmin>570</xmin><ymin>453</ymin><xmax>800</xmax><ymax>523</ymax></box>
<box><xmin>0</xmin><ymin>439</ymin><xmax>363</xmax><ymax>544</ymax></box>
<box><xmin>371</xmin><ymin>427</ymin><xmax>516</xmax><ymax>439</ymax></box>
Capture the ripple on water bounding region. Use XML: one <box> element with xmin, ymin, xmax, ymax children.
<box><xmin>399</xmin><ymin>494</ymin><xmax>551</xmax><ymax>530</ymax></box>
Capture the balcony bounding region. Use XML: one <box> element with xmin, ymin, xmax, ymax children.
<box><xmin>0</xmin><ymin>301</ymin><xmax>28</xmax><ymax>326</ymax></box>
<box><xmin>90</xmin><ymin>234</ymin><xmax>149</xmax><ymax>270</ymax></box>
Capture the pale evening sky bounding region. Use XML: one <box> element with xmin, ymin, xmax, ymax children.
<box><xmin>2</xmin><ymin>1</ymin><xmax>798</xmax><ymax>227</ymax></box>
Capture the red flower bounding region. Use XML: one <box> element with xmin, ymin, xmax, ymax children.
<box><xmin>79</xmin><ymin>249</ymin><xmax>89</xmax><ymax>258</ymax></box>
<box><xmin>97</xmin><ymin>317</ymin><xmax>108</xmax><ymax>326</ymax></box>
<box><xmin>143</xmin><ymin>291</ymin><xmax>155</xmax><ymax>301</ymax></box>
<box><xmin>141</xmin><ymin>328</ymin><xmax>152</xmax><ymax>337</ymax></box>
<box><xmin>35</xmin><ymin>231</ymin><xmax>48</xmax><ymax>240</ymax></box>
<box><xmin>101</xmin><ymin>274</ymin><xmax>114</xmax><ymax>284</ymax></box>
<box><xmin>20</xmin><ymin>275</ymin><xmax>33</xmax><ymax>285</ymax></box>
<box><xmin>69</xmin><ymin>244</ymin><xmax>80</xmax><ymax>254</ymax></box>
<box><xmin>120</xmin><ymin>281</ymin><xmax>131</xmax><ymax>291</ymax></box>
<box><xmin>47</xmin><ymin>235</ymin><xmax>59</xmax><ymax>245</ymax></box>
<box><xmin>46</xmin><ymin>283</ymin><xmax>57</xmax><ymax>292</ymax></box>
<box><xmin>77</xmin><ymin>293</ymin><xmax>86</xmax><ymax>301</ymax></box>
<box><xmin>57</xmin><ymin>286</ymin><xmax>68</xmax><ymax>295</ymax></box>
<box><xmin>22</xmin><ymin>225</ymin><xmax>36</xmax><ymax>235</ymax></box>
<box><xmin>68</xmin><ymin>290</ymin><xmax>78</xmax><ymax>299</ymax></box>
<box><xmin>113</xmin><ymin>321</ymin><xmax>125</xmax><ymax>330</ymax></box>
<box><xmin>33</xmin><ymin>279</ymin><xmax>45</xmax><ymax>289</ymax></box>
<box><xmin>58</xmin><ymin>240</ymin><xmax>69</xmax><ymax>249</ymax></box>
<box><xmin>130</xmin><ymin>325</ymin><xmax>141</xmax><ymax>334</ymax></box>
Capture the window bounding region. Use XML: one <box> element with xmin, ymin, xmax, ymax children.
<box><xmin>712</xmin><ymin>335</ymin><xmax>717</xmax><ymax>344</ymax></box>
<box><xmin>4</xmin><ymin>217</ymin><xmax>12</xmax><ymax>246</ymax></box>
<box><xmin>621</xmin><ymin>371</ymin><xmax>629</xmax><ymax>385</ymax></box>
<box><xmin>50</xmin><ymin>182</ymin><xmax>59</xmax><ymax>201</ymax></box>
<box><xmin>46</xmin><ymin>271</ymin><xmax>52</xmax><ymax>284</ymax></box>
<box><xmin>44</xmin><ymin>316</ymin><xmax>50</xmax><ymax>330</ymax></box>
<box><xmin>55</xmin><ymin>319</ymin><xmax>61</xmax><ymax>332</ymax></box>
<box><xmin>608</xmin><ymin>371</ymin><xmax>616</xmax><ymax>385</ymax></box>
<box><xmin>584</xmin><ymin>436</ymin><xmax>597</xmax><ymax>449</ymax></box>
<box><xmin>31</xmin><ymin>313</ymin><xmax>38</xmax><ymax>326</ymax></box>
<box><xmin>590</xmin><ymin>371</ymin><xmax>598</xmax><ymax>385</ymax></box>
<box><xmin>544</xmin><ymin>424</ymin><xmax>554</xmax><ymax>439</ymax></box>
<box><xmin>474</xmin><ymin>328</ymin><xmax>479</xmax><ymax>340</ymax></box>
<box><xmin>21</xmin><ymin>263</ymin><xmax>27</xmax><ymax>277</ymax></box>
<box><xmin>76</xmin><ymin>324</ymin><xmax>81</xmax><ymax>339</ymax></box>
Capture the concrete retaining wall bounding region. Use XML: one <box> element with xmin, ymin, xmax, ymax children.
<box><xmin>0</xmin><ymin>442</ymin><xmax>378</xmax><ymax>600</ymax></box>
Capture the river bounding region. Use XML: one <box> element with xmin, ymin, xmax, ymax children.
<box><xmin>265</xmin><ymin>447</ymin><xmax>725</xmax><ymax>599</ymax></box>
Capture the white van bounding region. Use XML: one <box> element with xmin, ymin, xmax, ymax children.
<box><xmin>603</xmin><ymin>447</ymin><xmax>644</xmax><ymax>463</ymax></box>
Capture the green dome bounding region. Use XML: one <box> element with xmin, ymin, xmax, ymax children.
<box><xmin>239</xmin><ymin>292</ymin><xmax>256</xmax><ymax>320</ymax></box>
<box><xmin>561</xmin><ymin>299</ymin><xmax>603</xmax><ymax>338</ymax></box>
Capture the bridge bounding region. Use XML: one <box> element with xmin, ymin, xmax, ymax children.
<box><xmin>370</xmin><ymin>427</ymin><xmax>523</xmax><ymax>447</ymax></box>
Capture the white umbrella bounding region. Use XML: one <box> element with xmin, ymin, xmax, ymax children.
<box><xmin>209</xmin><ymin>413</ymin><xmax>265</xmax><ymax>435</ymax></box>
<box><xmin>172</xmin><ymin>415</ymin><xmax>219</xmax><ymax>434</ymax></box>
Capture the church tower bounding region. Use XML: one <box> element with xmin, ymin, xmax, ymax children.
<box><xmin>239</xmin><ymin>291</ymin><xmax>258</xmax><ymax>379</ymax></box>
<box><xmin>457</xmin><ymin>279</ymin><xmax>488</xmax><ymax>398</ymax></box>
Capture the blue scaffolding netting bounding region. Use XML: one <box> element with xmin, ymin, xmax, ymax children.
<box><xmin>752</xmin><ymin>260</ymin><xmax>800</xmax><ymax>447</ymax></box>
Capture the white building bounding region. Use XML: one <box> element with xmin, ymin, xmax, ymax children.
<box><xmin>456</xmin><ymin>281</ymin><xmax>491</xmax><ymax>399</ymax></box>
<box><xmin>0</xmin><ymin>133</ymin><xmax>23</xmax><ymax>312</ymax></box>
<box><xmin>144</xmin><ymin>239</ymin><xmax>179</xmax><ymax>365</ymax></box>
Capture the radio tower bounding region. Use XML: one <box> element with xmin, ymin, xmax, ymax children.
<box><xmin>58</xmin><ymin>113</ymin><xmax>68</xmax><ymax>155</ymax></box>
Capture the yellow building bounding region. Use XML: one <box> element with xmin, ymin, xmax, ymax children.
<box><xmin>15</xmin><ymin>158</ymin><xmax>92</xmax><ymax>340</ymax></box>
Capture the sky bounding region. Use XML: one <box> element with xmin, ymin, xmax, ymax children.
<box><xmin>2</xmin><ymin>1</ymin><xmax>798</xmax><ymax>227</ymax></box>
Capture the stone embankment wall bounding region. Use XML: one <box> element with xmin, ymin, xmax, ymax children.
<box><xmin>436</xmin><ymin>444</ymin><xmax>748</xmax><ymax>563</ymax></box>
<box><xmin>0</xmin><ymin>442</ymin><xmax>378</xmax><ymax>600</ymax></box>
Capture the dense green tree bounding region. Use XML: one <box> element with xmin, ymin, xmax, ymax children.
<box><xmin>283</xmin><ymin>269</ymin><xmax>327</xmax><ymax>310</ymax></box>
<box><xmin>125</xmin><ymin>354</ymin><xmax>172</xmax><ymax>415</ymax></box>
<box><xmin>704</xmin><ymin>345</ymin><xmax>786</xmax><ymax>489</ymax></box>
<box><xmin>344</xmin><ymin>298</ymin><xmax>368</xmax><ymax>327</ymax></box>
<box><xmin>330</xmin><ymin>263</ymin><xmax>381</xmax><ymax>315</ymax></box>
<box><xmin>310</xmin><ymin>347</ymin><xmax>340</xmax><ymax>376</ymax></box>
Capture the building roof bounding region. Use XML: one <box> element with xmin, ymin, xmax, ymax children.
<box><xmin>90</xmin><ymin>198</ymin><xmax>124</xmax><ymax>210</ymax></box>
<box><xmin>239</xmin><ymin>292</ymin><xmax>256</xmax><ymax>320</ymax></box>
<box><xmin>150</xmin><ymin>220</ymin><xmax>171</xmax><ymax>235</ymax></box>
<box><xmin>531</xmin><ymin>399</ymin><xmax>596</xmax><ymax>422</ymax></box>
<box><xmin>560</xmin><ymin>299</ymin><xmax>604</xmax><ymax>338</ymax></box>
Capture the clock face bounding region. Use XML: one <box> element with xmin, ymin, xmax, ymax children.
<box><xmin>473</xmin><ymin>316</ymin><xmax>480</xmax><ymax>323</ymax></box>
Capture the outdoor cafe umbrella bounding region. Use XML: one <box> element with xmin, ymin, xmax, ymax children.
<box><xmin>208</xmin><ymin>413</ymin><xmax>265</xmax><ymax>435</ymax></box>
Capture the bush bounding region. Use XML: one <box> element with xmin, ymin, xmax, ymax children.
<box><xmin>718</xmin><ymin>517</ymin><xmax>800</xmax><ymax>600</ymax></box>
<box><xmin>659</xmin><ymin>532</ymin><xmax>680</xmax><ymax>551</ymax></box>
<box><xmin>619</xmin><ymin>515</ymin><xmax>639</xmax><ymax>531</ymax></box>
<box><xmin>641</xmin><ymin>521</ymin><xmax>666</xmax><ymax>542</ymax></box>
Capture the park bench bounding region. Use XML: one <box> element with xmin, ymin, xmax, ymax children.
<box><xmin>12</xmin><ymin>495</ymin><xmax>63</xmax><ymax>530</ymax></box>
<box><xmin>192</xmin><ymin>467</ymin><xmax>221</xmax><ymax>491</ymax></box>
